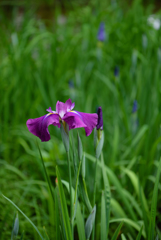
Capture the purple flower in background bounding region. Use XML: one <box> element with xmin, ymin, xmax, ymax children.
<box><xmin>97</xmin><ymin>22</ymin><xmax>106</xmax><ymax>42</ymax></box>
<box><xmin>132</xmin><ymin>100</ymin><xmax>138</xmax><ymax>113</ymax></box>
<box><xmin>26</xmin><ymin>99</ymin><xmax>98</xmax><ymax>142</ymax></box>
<box><xmin>96</xmin><ymin>107</ymin><xmax>103</xmax><ymax>130</ymax></box>
<box><xmin>114</xmin><ymin>66</ymin><xmax>119</xmax><ymax>77</ymax></box>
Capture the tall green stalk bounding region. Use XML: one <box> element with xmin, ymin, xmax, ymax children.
<box><xmin>37</xmin><ymin>142</ymin><xmax>55</xmax><ymax>204</ymax></box>
<box><xmin>92</xmin><ymin>156</ymin><xmax>98</xmax><ymax>240</ymax></box>
<box><xmin>60</xmin><ymin>122</ymin><xmax>73</xmax><ymax>236</ymax></box>
<box><xmin>67</xmin><ymin>150</ymin><xmax>73</xmax><ymax>234</ymax></box>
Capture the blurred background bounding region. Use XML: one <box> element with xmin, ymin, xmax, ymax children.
<box><xmin>1</xmin><ymin>0</ymin><xmax>161</xmax><ymax>239</ymax></box>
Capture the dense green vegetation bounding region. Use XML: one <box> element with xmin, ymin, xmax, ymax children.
<box><xmin>1</xmin><ymin>0</ymin><xmax>161</xmax><ymax>239</ymax></box>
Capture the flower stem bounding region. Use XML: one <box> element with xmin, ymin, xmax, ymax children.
<box><xmin>67</xmin><ymin>150</ymin><xmax>73</xmax><ymax>236</ymax></box>
<box><xmin>92</xmin><ymin>156</ymin><xmax>98</xmax><ymax>240</ymax></box>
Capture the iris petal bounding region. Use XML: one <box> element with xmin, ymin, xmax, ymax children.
<box><xmin>63</xmin><ymin>111</ymin><xmax>98</xmax><ymax>136</ymax></box>
<box><xmin>26</xmin><ymin>113</ymin><xmax>60</xmax><ymax>142</ymax></box>
<box><xmin>56</xmin><ymin>99</ymin><xmax>75</xmax><ymax>118</ymax></box>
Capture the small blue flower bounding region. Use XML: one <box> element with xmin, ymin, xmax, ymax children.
<box><xmin>114</xmin><ymin>66</ymin><xmax>119</xmax><ymax>77</ymax></box>
<box><xmin>132</xmin><ymin>100</ymin><xmax>138</xmax><ymax>113</ymax></box>
<box><xmin>68</xmin><ymin>80</ymin><xmax>74</xmax><ymax>89</ymax></box>
<box><xmin>97</xmin><ymin>22</ymin><xmax>106</xmax><ymax>42</ymax></box>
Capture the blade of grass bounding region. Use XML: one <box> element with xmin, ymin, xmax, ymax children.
<box><xmin>139</xmin><ymin>184</ymin><xmax>149</xmax><ymax>238</ymax></box>
<box><xmin>62</xmin><ymin>179</ymin><xmax>86</xmax><ymax>240</ymax></box>
<box><xmin>55</xmin><ymin>188</ymin><xmax>61</xmax><ymax>240</ymax></box>
<box><xmin>37</xmin><ymin>142</ymin><xmax>55</xmax><ymax>204</ymax></box>
<box><xmin>148</xmin><ymin>158</ymin><xmax>161</xmax><ymax>240</ymax></box>
<box><xmin>136</xmin><ymin>225</ymin><xmax>143</xmax><ymax>240</ymax></box>
<box><xmin>1</xmin><ymin>193</ymin><xmax>44</xmax><ymax>240</ymax></box>
<box><xmin>101</xmin><ymin>153</ymin><xmax>110</xmax><ymax>237</ymax></box>
<box><xmin>56</xmin><ymin>166</ymin><xmax>72</xmax><ymax>240</ymax></box>
<box><xmin>111</xmin><ymin>222</ymin><xmax>123</xmax><ymax>240</ymax></box>
<box><xmin>101</xmin><ymin>191</ymin><xmax>106</xmax><ymax>240</ymax></box>
<box><xmin>110</xmin><ymin>218</ymin><xmax>146</xmax><ymax>238</ymax></box>
<box><xmin>85</xmin><ymin>152</ymin><xmax>137</xmax><ymax>221</ymax></box>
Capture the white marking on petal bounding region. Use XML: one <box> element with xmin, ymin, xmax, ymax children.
<box><xmin>59</xmin><ymin>110</ymin><xmax>65</xmax><ymax>118</ymax></box>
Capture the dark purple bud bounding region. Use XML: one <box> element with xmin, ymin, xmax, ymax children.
<box><xmin>132</xmin><ymin>100</ymin><xmax>138</xmax><ymax>113</ymax></box>
<box><xmin>114</xmin><ymin>66</ymin><xmax>119</xmax><ymax>77</ymax></box>
<box><xmin>97</xmin><ymin>22</ymin><xmax>106</xmax><ymax>42</ymax></box>
<box><xmin>96</xmin><ymin>107</ymin><xmax>103</xmax><ymax>130</ymax></box>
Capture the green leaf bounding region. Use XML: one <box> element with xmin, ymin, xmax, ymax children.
<box><xmin>94</xmin><ymin>71</ymin><xmax>117</xmax><ymax>95</ymax></box>
<box><xmin>101</xmin><ymin>191</ymin><xmax>106</xmax><ymax>240</ymax></box>
<box><xmin>101</xmin><ymin>153</ymin><xmax>110</xmax><ymax>237</ymax></box>
<box><xmin>82</xmin><ymin>154</ymin><xmax>85</xmax><ymax>179</ymax></box>
<box><xmin>110</xmin><ymin>218</ymin><xmax>146</xmax><ymax>238</ymax></box>
<box><xmin>110</xmin><ymin>198</ymin><xmax>127</xmax><ymax>218</ymax></box>
<box><xmin>73</xmin><ymin>159</ymin><xmax>82</xmax><ymax>222</ymax></box>
<box><xmin>121</xmin><ymin>233</ymin><xmax>127</xmax><ymax>240</ymax></box>
<box><xmin>148</xmin><ymin>158</ymin><xmax>161</xmax><ymax>240</ymax></box>
<box><xmin>85</xmin><ymin>152</ymin><xmax>137</xmax><ymax>221</ymax></box>
<box><xmin>11</xmin><ymin>212</ymin><xmax>19</xmax><ymax>240</ymax></box>
<box><xmin>94</xmin><ymin>127</ymin><xmax>97</xmax><ymax>150</ymax></box>
<box><xmin>54</xmin><ymin>188</ymin><xmax>61</xmax><ymax>240</ymax></box>
<box><xmin>37</xmin><ymin>142</ymin><xmax>55</xmax><ymax>204</ymax></box>
<box><xmin>139</xmin><ymin>185</ymin><xmax>149</xmax><ymax>239</ymax></box>
<box><xmin>20</xmin><ymin>232</ymin><xmax>24</xmax><ymax>240</ymax></box>
<box><xmin>43</xmin><ymin>226</ymin><xmax>50</xmax><ymax>240</ymax></box>
<box><xmin>78</xmin><ymin>132</ymin><xmax>83</xmax><ymax>162</ymax></box>
<box><xmin>96</xmin><ymin>131</ymin><xmax>104</xmax><ymax>159</ymax></box>
<box><xmin>123</xmin><ymin>189</ymin><xmax>142</xmax><ymax>218</ymax></box>
<box><xmin>79</xmin><ymin>176</ymin><xmax>92</xmax><ymax>213</ymax></box>
<box><xmin>85</xmin><ymin>205</ymin><xmax>96</xmax><ymax>240</ymax></box>
<box><xmin>122</xmin><ymin>168</ymin><xmax>139</xmax><ymax>196</ymax></box>
<box><xmin>61</xmin><ymin>180</ymin><xmax>86</xmax><ymax>240</ymax></box>
<box><xmin>111</xmin><ymin>222</ymin><xmax>123</xmax><ymax>240</ymax></box>
<box><xmin>136</xmin><ymin>225</ymin><xmax>143</xmax><ymax>240</ymax></box>
<box><xmin>1</xmin><ymin>193</ymin><xmax>44</xmax><ymax>240</ymax></box>
<box><xmin>55</xmin><ymin>186</ymin><xmax>66</xmax><ymax>240</ymax></box>
<box><xmin>76</xmin><ymin>203</ymin><xmax>86</xmax><ymax>240</ymax></box>
<box><xmin>121</xmin><ymin>125</ymin><xmax>148</xmax><ymax>160</ymax></box>
<box><xmin>56</xmin><ymin>167</ymin><xmax>72</xmax><ymax>240</ymax></box>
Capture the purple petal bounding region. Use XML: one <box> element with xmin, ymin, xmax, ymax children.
<box><xmin>63</xmin><ymin>111</ymin><xmax>98</xmax><ymax>136</ymax></box>
<box><xmin>56</xmin><ymin>99</ymin><xmax>75</xmax><ymax>118</ymax></box>
<box><xmin>46</xmin><ymin>107</ymin><xmax>56</xmax><ymax>114</ymax></box>
<box><xmin>65</xmin><ymin>99</ymin><xmax>75</xmax><ymax>111</ymax></box>
<box><xmin>26</xmin><ymin>113</ymin><xmax>60</xmax><ymax>142</ymax></box>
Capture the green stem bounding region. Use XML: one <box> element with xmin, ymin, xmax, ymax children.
<box><xmin>92</xmin><ymin>156</ymin><xmax>98</xmax><ymax>240</ymax></box>
<box><xmin>67</xmin><ymin>150</ymin><xmax>73</xmax><ymax>236</ymax></box>
<box><xmin>37</xmin><ymin>142</ymin><xmax>55</xmax><ymax>204</ymax></box>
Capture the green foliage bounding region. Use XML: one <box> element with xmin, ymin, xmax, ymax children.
<box><xmin>11</xmin><ymin>212</ymin><xmax>19</xmax><ymax>240</ymax></box>
<box><xmin>56</xmin><ymin>167</ymin><xmax>72</xmax><ymax>240</ymax></box>
<box><xmin>85</xmin><ymin>205</ymin><xmax>96</xmax><ymax>240</ymax></box>
<box><xmin>1</xmin><ymin>0</ymin><xmax>161</xmax><ymax>239</ymax></box>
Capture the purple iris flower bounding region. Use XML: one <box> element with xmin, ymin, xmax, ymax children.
<box><xmin>26</xmin><ymin>99</ymin><xmax>98</xmax><ymax>142</ymax></box>
<box><xmin>97</xmin><ymin>22</ymin><xmax>106</xmax><ymax>42</ymax></box>
<box><xmin>132</xmin><ymin>100</ymin><xmax>138</xmax><ymax>113</ymax></box>
<box><xmin>96</xmin><ymin>107</ymin><xmax>103</xmax><ymax>130</ymax></box>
